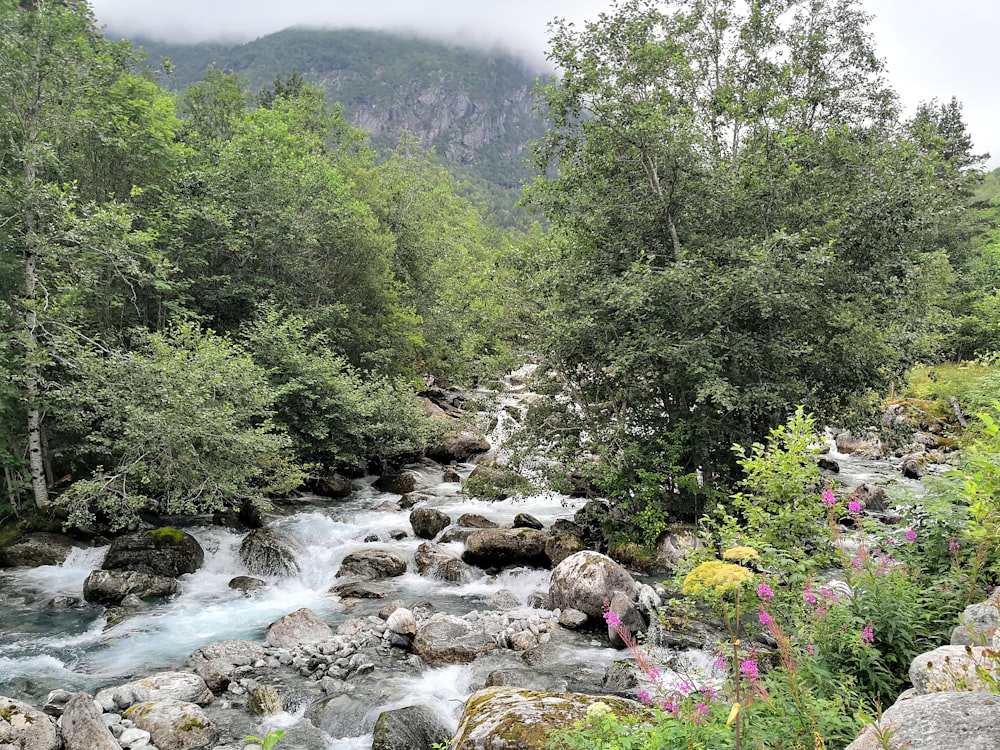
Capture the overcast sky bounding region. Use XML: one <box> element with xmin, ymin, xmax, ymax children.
<box><xmin>90</xmin><ymin>0</ymin><xmax>998</xmax><ymax>169</ymax></box>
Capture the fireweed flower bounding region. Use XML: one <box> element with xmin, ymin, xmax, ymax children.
<box><xmin>603</xmin><ymin>610</ymin><xmax>622</xmax><ymax>628</ymax></box>
<box><xmin>862</xmin><ymin>622</ymin><xmax>875</xmax><ymax>644</ymax></box>
<box><xmin>803</xmin><ymin>585</ymin><xmax>817</xmax><ymax>605</ymax></box>
<box><xmin>740</xmin><ymin>659</ymin><xmax>759</xmax><ymax>683</ymax></box>
<box><xmin>637</xmin><ymin>689</ymin><xmax>651</xmax><ymax>703</ymax></box>
<box><xmin>950</xmin><ymin>540</ymin><xmax>960</xmax><ymax>552</ymax></box>
<box><xmin>822</xmin><ymin>488</ymin><xmax>837</xmax><ymax>506</ymax></box>
<box><xmin>758</xmin><ymin>582</ymin><xmax>774</xmax><ymax>600</ymax></box>
<box><xmin>848</xmin><ymin>499</ymin><xmax>862</xmax><ymax>515</ymax></box>
<box><xmin>806</xmin><ymin>644</ymin><xmax>815</xmax><ymax>655</ymax></box>
<box><xmin>758</xmin><ymin>608</ymin><xmax>774</xmax><ymax>626</ymax></box>
<box><xmin>905</xmin><ymin>529</ymin><xmax>917</xmax><ymax>542</ymax></box>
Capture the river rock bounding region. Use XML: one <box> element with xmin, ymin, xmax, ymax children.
<box><xmin>427</xmin><ymin>431</ymin><xmax>491</xmax><ymax>463</ymax></box>
<box><xmin>413</xmin><ymin>613</ymin><xmax>494</xmax><ymax>664</ymax></box>
<box><xmin>238</xmin><ymin>527</ymin><xmax>300</xmax><ymax>578</ymax></box>
<box><xmin>60</xmin><ymin>692</ymin><xmax>120</xmax><ymax>750</ymax></box>
<box><xmin>558</xmin><ymin>608</ymin><xmax>589</xmax><ymax>630</ymax></box>
<box><xmin>103</xmin><ymin>528</ymin><xmax>205</xmax><ymax>578</ymax></box>
<box><xmin>443</xmin><ymin>467</ymin><xmax>462</xmax><ymax>483</ymax></box>
<box><xmin>0</xmin><ymin>695</ymin><xmax>60</xmax><ymax>750</ymax></box>
<box><xmin>185</xmin><ymin>640</ymin><xmax>266</xmax><ymax>693</ymax></box>
<box><xmin>83</xmin><ymin>569</ymin><xmax>178</xmax><ymax>604</ymax></box>
<box><xmin>853</xmin><ymin>483</ymin><xmax>889</xmax><ymax>513</ymax></box>
<box><xmin>655</xmin><ymin>527</ymin><xmax>703</xmax><ymax>569</ymax></box>
<box><xmin>513</xmin><ymin>512</ymin><xmax>544</xmax><ymax>530</ymax></box>
<box><xmin>305</xmin><ymin>472</ymin><xmax>353</xmax><ymax>498</ymax></box>
<box><xmin>124</xmin><ymin>698</ymin><xmax>217</xmax><ymax>750</ymax></box>
<box><xmin>462</xmin><ymin>528</ymin><xmax>550</xmax><ymax>570</ymax></box>
<box><xmin>337</xmin><ymin>548</ymin><xmax>407</xmax><ymax>579</ymax></box>
<box><xmin>909</xmin><ymin>645</ymin><xmax>1000</xmax><ymax>693</ymax></box>
<box><xmin>0</xmin><ymin>532</ymin><xmax>83</xmax><ymax>568</ymax></box>
<box><xmin>374</xmin><ymin>471</ymin><xmax>420</xmax><ymax>495</ymax></box>
<box><xmin>372</xmin><ymin>704</ymin><xmax>452</xmax><ymax>750</ymax></box>
<box><xmin>450</xmin><ymin>687</ymin><xmax>649</xmax><ymax>749</ymax></box>
<box><xmin>456</xmin><ymin>513</ymin><xmax>498</xmax><ymax>529</ymax></box>
<box><xmin>249</xmin><ymin>685</ymin><xmax>281</xmax><ymax>716</ymax></box>
<box><xmin>409</xmin><ymin>507</ymin><xmax>451</xmax><ymax>539</ymax></box>
<box><xmin>491</xmin><ymin>589</ymin><xmax>521</xmax><ymax>610</ymax></box>
<box><xmin>545</xmin><ymin>532</ymin><xmax>584</xmax><ymax>568</ymax></box>
<box><xmin>845</xmin><ymin>691</ymin><xmax>1000</xmax><ymax>750</ymax></box>
<box><xmin>332</xmin><ymin>580</ymin><xmax>394</xmax><ymax>599</ymax></box>
<box><xmin>306</xmin><ymin>692</ymin><xmax>379</xmax><ymax>737</ymax></box>
<box><xmin>228</xmin><ymin>575</ymin><xmax>267</xmax><ymax>595</ymax></box>
<box><xmin>414</xmin><ymin>542</ymin><xmax>477</xmax><ymax>583</ymax></box>
<box><xmin>96</xmin><ymin>672</ymin><xmax>213</xmax><ymax>712</ymax></box>
<box><xmin>265</xmin><ymin>607</ymin><xmax>333</xmax><ymax>648</ymax></box>
<box><xmin>607</xmin><ymin>591</ymin><xmax>645</xmax><ymax>648</ymax></box>
<box><xmin>385</xmin><ymin>607</ymin><xmax>417</xmax><ymax>636</ymax></box>
<box><xmin>549</xmin><ymin>551</ymin><xmax>637</xmax><ymax>619</ymax></box>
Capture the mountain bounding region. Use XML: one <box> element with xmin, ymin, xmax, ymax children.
<box><xmin>120</xmin><ymin>28</ymin><xmax>551</xmax><ymax>207</ymax></box>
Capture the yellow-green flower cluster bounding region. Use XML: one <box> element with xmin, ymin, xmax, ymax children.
<box><xmin>722</xmin><ymin>545</ymin><xmax>760</xmax><ymax>563</ymax></box>
<box><xmin>683</xmin><ymin>560</ymin><xmax>754</xmax><ymax>597</ymax></box>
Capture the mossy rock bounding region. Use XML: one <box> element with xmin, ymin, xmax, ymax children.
<box><xmin>103</xmin><ymin>528</ymin><xmax>205</xmax><ymax>578</ymax></box>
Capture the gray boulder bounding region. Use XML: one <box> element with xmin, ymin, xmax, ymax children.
<box><xmin>414</xmin><ymin>542</ymin><xmax>477</xmax><ymax>583</ymax></box>
<box><xmin>545</xmin><ymin>533</ymin><xmax>584</xmax><ymax>569</ymax></box>
<box><xmin>60</xmin><ymin>692</ymin><xmax>120</xmax><ymax>750</ymax></box>
<box><xmin>228</xmin><ymin>575</ymin><xmax>267</xmax><ymax>595</ymax></box>
<box><xmin>549</xmin><ymin>551</ymin><xmax>637</xmax><ymax>619</ymax></box>
<box><xmin>337</xmin><ymin>548</ymin><xmax>407</xmax><ymax>580</ymax></box>
<box><xmin>385</xmin><ymin>607</ymin><xmax>417</xmax><ymax>637</ymax></box>
<box><xmin>513</xmin><ymin>512</ymin><xmax>543</xmax><ymax>530</ymax></box>
<box><xmin>265</xmin><ymin>607</ymin><xmax>333</xmax><ymax>648</ymax></box>
<box><xmin>372</xmin><ymin>704</ymin><xmax>452</xmax><ymax>750</ymax></box>
<box><xmin>462</xmin><ymin>528</ymin><xmax>550</xmax><ymax>570</ymax></box>
<box><xmin>0</xmin><ymin>532</ymin><xmax>83</xmax><ymax>568</ymax></box>
<box><xmin>103</xmin><ymin>528</ymin><xmax>204</xmax><ymax>578</ymax></box>
<box><xmin>0</xmin><ymin>695</ymin><xmax>60</xmax><ymax>750</ymax></box>
<box><xmin>952</xmin><ymin>590</ymin><xmax>1000</xmax><ymax>646</ymax></box>
<box><xmin>413</xmin><ymin>613</ymin><xmax>494</xmax><ymax>665</ymax></box>
<box><xmin>96</xmin><ymin>671</ymin><xmax>213</xmax><ymax>712</ymax></box>
<box><xmin>909</xmin><ymin>645</ymin><xmax>1000</xmax><ymax>694</ymax></box>
<box><xmin>846</xmin><ymin>692</ymin><xmax>1000</xmax><ymax>750</ymax></box>
<box><xmin>427</xmin><ymin>431</ymin><xmax>491</xmax><ymax>463</ymax></box>
<box><xmin>185</xmin><ymin>639</ymin><xmax>266</xmax><ymax>693</ymax></box>
<box><xmin>124</xmin><ymin>698</ymin><xmax>217</xmax><ymax>750</ymax></box>
<box><xmin>455</xmin><ymin>513</ymin><xmax>498</xmax><ymax>529</ymax></box>
<box><xmin>410</xmin><ymin>507</ymin><xmax>452</xmax><ymax>540</ymax></box>
<box><xmin>83</xmin><ymin>569</ymin><xmax>177</xmax><ymax>604</ymax></box>
<box><xmin>374</xmin><ymin>470</ymin><xmax>420</xmax><ymax>495</ymax></box>
<box><xmin>238</xmin><ymin>527</ymin><xmax>300</xmax><ymax>578</ymax></box>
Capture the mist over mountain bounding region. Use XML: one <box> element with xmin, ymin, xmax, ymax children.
<box><xmin>120</xmin><ymin>27</ymin><xmax>551</xmax><ymax>217</ymax></box>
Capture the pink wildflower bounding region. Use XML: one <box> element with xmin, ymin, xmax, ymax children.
<box><xmin>822</xmin><ymin>488</ymin><xmax>836</xmax><ymax>506</ymax></box>
<box><xmin>862</xmin><ymin>622</ymin><xmax>875</xmax><ymax>644</ymax></box>
<box><xmin>740</xmin><ymin>659</ymin><xmax>759</xmax><ymax>683</ymax></box>
<box><xmin>758</xmin><ymin>608</ymin><xmax>774</xmax><ymax>626</ymax></box>
<box><xmin>949</xmin><ymin>540</ymin><xmax>960</xmax><ymax>552</ymax></box>
<box><xmin>603</xmin><ymin>610</ymin><xmax>622</xmax><ymax>628</ymax></box>
<box><xmin>806</xmin><ymin>644</ymin><xmax>815</xmax><ymax>656</ymax></box>
<box><xmin>905</xmin><ymin>529</ymin><xmax>917</xmax><ymax>542</ymax></box>
<box><xmin>803</xmin><ymin>585</ymin><xmax>817</xmax><ymax>605</ymax></box>
<box><xmin>848</xmin><ymin>499</ymin><xmax>862</xmax><ymax>515</ymax></box>
<box><xmin>758</xmin><ymin>582</ymin><xmax>774</xmax><ymax>600</ymax></box>
<box><xmin>637</xmin><ymin>689</ymin><xmax>651</xmax><ymax>703</ymax></box>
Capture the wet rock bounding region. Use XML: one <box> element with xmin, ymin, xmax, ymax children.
<box><xmin>388</xmin><ymin>528</ymin><xmax>410</xmax><ymax>540</ymax></box>
<box><xmin>450</xmin><ymin>687</ymin><xmax>649</xmax><ymax>749</ymax></box>
<box><xmin>834</xmin><ymin>431</ymin><xmax>883</xmax><ymax>457</ymax></box>
<box><xmin>372</xmin><ymin>704</ymin><xmax>452</xmax><ymax>750</ymax></box>
<box><xmin>337</xmin><ymin>548</ymin><xmax>407</xmax><ymax>580</ymax></box>
<box><xmin>845</xmin><ymin>692</ymin><xmax>1000</xmax><ymax>750</ymax></box>
<box><xmin>438</xmin><ymin>527</ymin><xmax>478</xmax><ymax>544</ymax></box>
<box><xmin>462</xmin><ymin>528</ymin><xmax>550</xmax><ymax>570</ymax></box>
<box><xmin>124</xmin><ymin>698</ymin><xmax>217</xmax><ymax>750</ymax></box>
<box><xmin>558</xmin><ymin>608</ymin><xmax>589</xmax><ymax>630</ymax></box>
<box><xmin>385</xmin><ymin>607</ymin><xmax>417</xmax><ymax>637</ymax></box>
<box><xmin>374</xmin><ymin>470</ymin><xmax>420</xmax><ymax>495</ymax></box>
<box><xmin>443</xmin><ymin>467</ymin><xmax>462</xmax><ymax>483</ymax></box>
<box><xmin>415</xmin><ymin>542</ymin><xmax>477</xmax><ymax>583</ymax></box>
<box><xmin>96</xmin><ymin>672</ymin><xmax>213</xmax><ymax>712</ymax></box>
<box><xmin>513</xmin><ymin>513</ymin><xmax>544</xmax><ymax>530</ymax></box>
<box><xmin>951</xmin><ymin>589</ymin><xmax>1000</xmax><ymax>646</ymax></box>
<box><xmin>42</xmin><ymin>688</ymin><xmax>74</xmax><ymax>717</ymax></box>
<box><xmin>248</xmin><ymin>685</ymin><xmax>281</xmax><ymax>716</ymax></box>
<box><xmin>228</xmin><ymin>576</ymin><xmax>267</xmax><ymax>595</ymax></box>
<box><xmin>456</xmin><ymin>513</ymin><xmax>498</xmax><ymax>529</ymax></box>
<box><xmin>238</xmin><ymin>527</ymin><xmax>300</xmax><ymax>578</ymax></box>
<box><xmin>602</xmin><ymin>661</ymin><xmax>640</xmax><ymax>697</ymax></box>
<box><xmin>817</xmin><ymin>456</ymin><xmax>840</xmax><ymax>472</ymax></box>
<box><xmin>332</xmin><ymin>580</ymin><xmax>394</xmax><ymax>599</ymax></box>
<box><xmin>549</xmin><ymin>551</ymin><xmax>637</xmax><ymax>619</ymax></box>
<box><xmin>545</xmin><ymin>533</ymin><xmax>584</xmax><ymax>569</ymax></box>
<box><xmin>0</xmin><ymin>695</ymin><xmax>60</xmax><ymax>750</ymax></box>
<box><xmin>46</xmin><ymin>594</ymin><xmax>85</xmax><ymax>609</ymax></box>
<box><xmin>427</xmin><ymin>431</ymin><xmax>491</xmax><ymax>463</ymax></box>
<box><xmin>853</xmin><ymin>483</ymin><xmax>889</xmax><ymax>513</ymax></box>
<box><xmin>60</xmin><ymin>692</ymin><xmax>120</xmax><ymax>750</ymax></box>
<box><xmin>490</xmin><ymin>589</ymin><xmax>521</xmax><ymax>610</ymax></box>
<box><xmin>103</xmin><ymin>528</ymin><xmax>205</xmax><ymax>578</ymax></box>
<box><xmin>83</xmin><ymin>569</ymin><xmax>178</xmax><ymax>604</ymax></box>
<box><xmin>607</xmin><ymin>591</ymin><xmax>646</xmax><ymax>648</ymax></box>
<box><xmin>305</xmin><ymin>692</ymin><xmax>378</xmax><ymax>738</ymax></box>
<box><xmin>413</xmin><ymin>613</ymin><xmax>495</xmax><ymax>664</ymax></box>
<box><xmin>305</xmin><ymin>473</ymin><xmax>353</xmax><ymax>498</ymax></box>
<box><xmin>0</xmin><ymin>532</ymin><xmax>84</xmax><ymax>568</ymax></box>
<box><xmin>185</xmin><ymin>639</ymin><xmax>266</xmax><ymax>694</ymax></box>
<box><xmin>901</xmin><ymin>454</ymin><xmax>933</xmax><ymax>480</ymax></box>
<box><xmin>265</xmin><ymin>608</ymin><xmax>333</xmax><ymax>648</ymax></box>
<box><xmin>410</xmin><ymin>507</ymin><xmax>451</xmax><ymax>540</ymax></box>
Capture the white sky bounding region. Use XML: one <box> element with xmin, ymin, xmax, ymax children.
<box><xmin>90</xmin><ymin>0</ymin><xmax>999</xmax><ymax>169</ymax></box>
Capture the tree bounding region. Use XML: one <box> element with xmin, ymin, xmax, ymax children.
<box><xmin>524</xmin><ymin>0</ymin><xmax>980</xmax><ymax>517</ymax></box>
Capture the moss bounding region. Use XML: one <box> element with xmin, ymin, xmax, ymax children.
<box><xmin>145</xmin><ymin>527</ymin><xmax>186</xmax><ymax>547</ymax></box>
<box><xmin>178</xmin><ymin>715</ymin><xmax>208</xmax><ymax>731</ymax></box>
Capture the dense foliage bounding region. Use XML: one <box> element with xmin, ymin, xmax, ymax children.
<box><xmin>522</xmin><ymin>0</ymin><xmax>987</xmax><ymax>529</ymax></box>
<box><xmin>0</xmin><ymin>0</ymin><xmax>520</xmax><ymax>528</ymax></box>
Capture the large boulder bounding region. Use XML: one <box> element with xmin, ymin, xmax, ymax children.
<box><xmin>265</xmin><ymin>607</ymin><xmax>333</xmax><ymax>648</ymax></box>
<box><xmin>909</xmin><ymin>645</ymin><xmax>1000</xmax><ymax>694</ymax></box>
<box><xmin>845</xmin><ymin>692</ymin><xmax>1000</xmax><ymax>750</ymax></box>
<box><xmin>427</xmin><ymin>431</ymin><xmax>491</xmax><ymax>463</ymax></box>
<box><xmin>456</xmin><ymin>514</ymin><xmax>498</xmax><ymax>529</ymax></box>
<box><xmin>83</xmin><ymin>569</ymin><xmax>177</xmax><ymax>604</ymax></box>
<box><xmin>103</xmin><ymin>528</ymin><xmax>204</xmax><ymax>578</ymax></box>
<box><xmin>0</xmin><ymin>695</ymin><xmax>60</xmax><ymax>750</ymax></box>
<box><xmin>185</xmin><ymin>639</ymin><xmax>266</xmax><ymax>693</ymax></box>
<box><xmin>414</xmin><ymin>542</ymin><xmax>477</xmax><ymax>583</ymax></box>
<box><xmin>336</xmin><ymin>548</ymin><xmax>408</xmax><ymax>580</ymax></box>
<box><xmin>96</xmin><ymin>672</ymin><xmax>213</xmax><ymax>712</ymax></box>
<box><xmin>451</xmin><ymin>687</ymin><xmax>649</xmax><ymax>749</ymax></box>
<box><xmin>0</xmin><ymin>532</ymin><xmax>83</xmax><ymax>568</ymax></box>
<box><xmin>374</xmin><ymin>471</ymin><xmax>420</xmax><ymax>495</ymax></box>
<box><xmin>238</xmin><ymin>527</ymin><xmax>300</xmax><ymax>578</ymax></box>
<box><xmin>124</xmin><ymin>698</ymin><xmax>217</xmax><ymax>750</ymax></box>
<box><xmin>60</xmin><ymin>692</ymin><xmax>121</xmax><ymax>750</ymax></box>
<box><xmin>413</xmin><ymin>613</ymin><xmax>495</xmax><ymax>665</ymax></box>
<box><xmin>462</xmin><ymin>528</ymin><xmax>550</xmax><ymax>570</ymax></box>
<box><xmin>304</xmin><ymin>473</ymin><xmax>353</xmax><ymax>498</ymax></box>
<box><xmin>372</xmin><ymin>704</ymin><xmax>453</xmax><ymax>750</ymax></box>
<box><xmin>951</xmin><ymin>589</ymin><xmax>1000</xmax><ymax>646</ymax></box>
<box><xmin>410</xmin><ymin>507</ymin><xmax>452</xmax><ymax>540</ymax></box>
<box><xmin>544</xmin><ymin>533</ymin><xmax>584</xmax><ymax>569</ymax></box>
<box><xmin>549</xmin><ymin>551</ymin><xmax>637</xmax><ymax>619</ymax></box>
